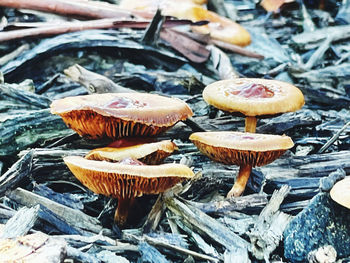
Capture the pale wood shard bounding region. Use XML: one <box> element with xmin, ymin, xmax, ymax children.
<box><xmin>0</xmin><ymin>206</ymin><xmax>39</xmax><ymax>239</ymax></box>
<box><xmin>0</xmin><ymin>232</ymin><xmax>67</xmax><ymax>263</ymax></box>
<box><xmin>248</xmin><ymin>185</ymin><xmax>292</xmax><ymax>260</ymax></box>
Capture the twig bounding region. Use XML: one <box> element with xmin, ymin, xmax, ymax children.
<box><xmin>142</xmin><ymin>9</ymin><xmax>165</xmax><ymax>45</ymax></box>
<box><xmin>0</xmin><ymin>44</ymin><xmax>29</xmax><ymax>65</ymax></box>
<box><xmin>64</xmin><ymin>64</ymin><xmax>133</xmax><ymax>93</ymax></box>
<box><xmin>182</xmin><ymin>118</ymin><xmax>207</xmax><ymax>132</ymax></box>
<box><xmin>142</xmin><ymin>194</ymin><xmax>166</xmax><ymax>233</ymax></box>
<box><xmin>318</xmin><ymin>121</ymin><xmax>350</xmax><ymax>154</ymax></box>
<box><xmin>0</xmin><ymin>18</ymin><xmax>202</xmax><ymax>43</ymax></box>
<box><xmin>173</xmin><ymin>30</ymin><xmax>264</xmax><ymax>59</ymax></box>
<box><xmin>211</xmin><ymin>39</ymin><xmax>264</xmax><ymax>59</ymax></box>
<box><xmin>303</xmin><ymin>34</ymin><xmax>334</xmax><ymax>70</ymax></box>
<box><xmin>0</xmin><ymin>0</ymin><xmax>144</xmax><ymax>19</ymax></box>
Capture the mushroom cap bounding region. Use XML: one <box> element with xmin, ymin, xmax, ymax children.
<box><xmin>50</xmin><ymin>93</ymin><xmax>193</xmax><ymax>139</ymax></box>
<box><xmin>189</xmin><ymin>131</ymin><xmax>294</xmax><ymax>166</ymax></box>
<box><xmin>64</xmin><ymin>156</ymin><xmax>194</xmax><ymax>199</ymax></box>
<box><xmin>203</xmin><ymin>78</ymin><xmax>304</xmax><ymax>117</ymax></box>
<box><xmin>186</xmin><ymin>7</ymin><xmax>251</xmax><ymax>46</ymax></box>
<box><xmin>85</xmin><ymin>140</ymin><xmax>178</xmax><ymax>164</ymax></box>
<box><xmin>330</xmin><ymin>177</ymin><xmax>350</xmax><ymax>209</ymax></box>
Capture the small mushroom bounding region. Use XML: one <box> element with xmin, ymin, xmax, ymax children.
<box><xmin>50</xmin><ymin>92</ymin><xmax>193</xmax><ymax>139</ymax></box>
<box><xmin>85</xmin><ymin>140</ymin><xmax>178</xmax><ymax>164</ymax></box>
<box><xmin>189</xmin><ymin>131</ymin><xmax>294</xmax><ymax>197</ymax></box>
<box><xmin>165</xmin><ymin>4</ymin><xmax>251</xmax><ymax>46</ymax></box>
<box><xmin>330</xmin><ymin>177</ymin><xmax>350</xmax><ymax>209</ymax></box>
<box><xmin>64</xmin><ymin>156</ymin><xmax>194</xmax><ymax>225</ymax></box>
<box><xmin>203</xmin><ymin>78</ymin><xmax>304</xmax><ymax>133</ymax></box>
<box><xmin>118</xmin><ymin>0</ymin><xmax>250</xmax><ymax>46</ymax></box>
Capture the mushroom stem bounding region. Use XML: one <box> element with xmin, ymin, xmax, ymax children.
<box><xmin>245</xmin><ymin>116</ymin><xmax>257</xmax><ymax>133</ymax></box>
<box><xmin>114</xmin><ymin>197</ymin><xmax>135</xmax><ymax>226</ymax></box>
<box><xmin>227</xmin><ymin>164</ymin><xmax>253</xmax><ymax>198</ymax></box>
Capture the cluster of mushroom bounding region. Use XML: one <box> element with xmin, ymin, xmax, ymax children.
<box><xmin>51</xmin><ymin>92</ymin><xmax>195</xmax><ymax>225</ymax></box>
<box><xmin>190</xmin><ymin>78</ymin><xmax>305</xmax><ymax>197</ymax></box>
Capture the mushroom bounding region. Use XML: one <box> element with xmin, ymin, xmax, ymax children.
<box><xmin>119</xmin><ymin>0</ymin><xmax>250</xmax><ymax>46</ymax></box>
<box><xmin>330</xmin><ymin>177</ymin><xmax>350</xmax><ymax>209</ymax></box>
<box><xmin>64</xmin><ymin>156</ymin><xmax>194</xmax><ymax>225</ymax></box>
<box><xmin>203</xmin><ymin>78</ymin><xmax>305</xmax><ymax>133</ymax></box>
<box><xmin>85</xmin><ymin>140</ymin><xmax>178</xmax><ymax>164</ymax></box>
<box><xmin>50</xmin><ymin>92</ymin><xmax>193</xmax><ymax>139</ymax></box>
<box><xmin>164</xmin><ymin>4</ymin><xmax>251</xmax><ymax>46</ymax></box>
<box><xmin>189</xmin><ymin>131</ymin><xmax>294</xmax><ymax>197</ymax></box>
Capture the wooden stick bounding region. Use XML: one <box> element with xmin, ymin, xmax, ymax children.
<box><xmin>0</xmin><ymin>0</ymin><xmax>146</xmax><ymax>19</ymax></box>
<box><xmin>0</xmin><ymin>18</ymin><xmax>200</xmax><ymax>43</ymax></box>
<box><xmin>7</xmin><ymin>188</ymin><xmax>103</xmax><ymax>234</ymax></box>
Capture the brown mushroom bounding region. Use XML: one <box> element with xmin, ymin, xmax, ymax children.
<box><xmin>203</xmin><ymin>78</ymin><xmax>304</xmax><ymax>133</ymax></box>
<box><xmin>189</xmin><ymin>131</ymin><xmax>294</xmax><ymax>197</ymax></box>
<box><xmin>330</xmin><ymin>177</ymin><xmax>350</xmax><ymax>209</ymax></box>
<box><xmin>85</xmin><ymin>140</ymin><xmax>178</xmax><ymax>164</ymax></box>
<box><xmin>63</xmin><ymin>156</ymin><xmax>194</xmax><ymax>225</ymax></box>
<box><xmin>119</xmin><ymin>0</ymin><xmax>251</xmax><ymax>46</ymax></box>
<box><xmin>50</xmin><ymin>93</ymin><xmax>193</xmax><ymax>139</ymax></box>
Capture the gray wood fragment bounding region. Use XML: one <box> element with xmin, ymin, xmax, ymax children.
<box><xmin>248</xmin><ymin>185</ymin><xmax>292</xmax><ymax>261</ymax></box>
<box><xmin>224</xmin><ymin>247</ymin><xmax>250</xmax><ymax>263</ymax></box>
<box><xmin>187</xmin><ymin>194</ymin><xmax>268</xmax><ymax>214</ymax></box>
<box><xmin>66</xmin><ymin>245</ymin><xmax>101</xmax><ymax>263</ymax></box>
<box><xmin>292</xmin><ymin>25</ymin><xmax>350</xmax><ymax>50</ymax></box>
<box><xmin>308</xmin><ymin>245</ymin><xmax>337</xmax><ymax>263</ymax></box>
<box><xmin>1</xmin><ymin>205</ymin><xmax>39</xmax><ymax>239</ymax></box>
<box><xmin>144</xmin><ymin>235</ymin><xmax>220</xmax><ymax>263</ymax></box>
<box><xmin>7</xmin><ymin>188</ymin><xmax>103</xmax><ymax>234</ymax></box>
<box><xmin>139</xmin><ymin>241</ymin><xmax>170</xmax><ymax>263</ymax></box>
<box><xmin>0</xmin><ymin>150</ymin><xmax>33</xmax><ymax>197</ymax></box>
<box><xmin>165</xmin><ymin>197</ymin><xmax>249</xmax><ymax>250</ymax></box>
<box><xmin>173</xmin><ymin>218</ymin><xmax>220</xmax><ymax>259</ymax></box>
<box><xmin>95</xmin><ymin>250</ymin><xmax>130</xmax><ymax>263</ymax></box>
<box><xmin>64</xmin><ymin>64</ymin><xmax>134</xmax><ymax>94</ymax></box>
<box><xmin>143</xmin><ymin>194</ymin><xmax>166</xmax><ymax>233</ymax></box>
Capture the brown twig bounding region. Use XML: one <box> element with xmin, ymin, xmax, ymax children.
<box><xmin>173</xmin><ymin>29</ymin><xmax>264</xmax><ymax>59</ymax></box>
<box><xmin>0</xmin><ymin>18</ymin><xmax>206</xmax><ymax>43</ymax></box>
<box><xmin>0</xmin><ymin>0</ymin><xmax>149</xmax><ymax>19</ymax></box>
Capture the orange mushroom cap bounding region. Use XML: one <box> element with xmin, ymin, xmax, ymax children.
<box><xmin>64</xmin><ymin>156</ymin><xmax>194</xmax><ymax>199</ymax></box>
<box><xmin>50</xmin><ymin>93</ymin><xmax>193</xmax><ymax>139</ymax></box>
<box><xmin>330</xmin><ymin>177</ymin><xmax>350</xmax><ymax>209</ymax></box>
<box><xmin>189</xmin><ymin>131</ymin><xmax>294</xmax><ymax>166</ymax></box>
<box><xmin>203</xmin><ymin>78</ymin><xmax>305</xmax><ymax>117</ymax></box>
<box><xmin>85</xmin><ymin>140</ymin><xmax>178</xmax><ymax>164</ymax></box>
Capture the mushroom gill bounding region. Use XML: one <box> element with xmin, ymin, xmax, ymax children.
<box><xmin>64</xmin><ymin>156</ymin><xmax>194</xmax><ymax>225</ymax></box>
<box><xmin>50</xmin><ymin>93</ymin><xmax>193</xmax><ymax>139</ymax></box>
<box><xmin>190</xmin><ymin>131</ymin><xmax>294</xmax><ymax>197</ymax></box>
